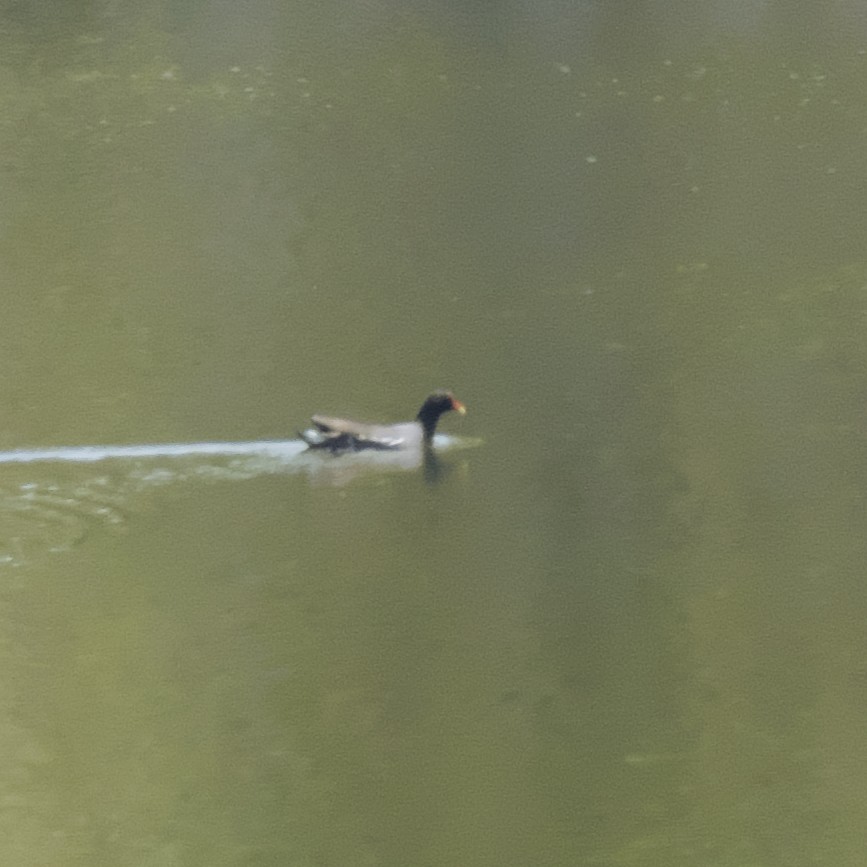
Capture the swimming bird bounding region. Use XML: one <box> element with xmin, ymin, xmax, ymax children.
<box><xmin>299</xmin><ymin>391</ymin><xmax>466</xmax><ymax>454</ymax></box>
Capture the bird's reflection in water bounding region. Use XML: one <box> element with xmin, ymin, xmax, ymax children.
<box><xmin>299</xmin><ymin>443</ymin><xmax>452</xmax><ymax>487</ymax></box>
<box><xmin>292</xmin><ymin>435</ymin><xmax>480</xmax><ymax>487</ymax></box>
<box><xmin>422</xmin><ymin>448</ymin><xmax>448</xmax><ymax>485</ymax></box>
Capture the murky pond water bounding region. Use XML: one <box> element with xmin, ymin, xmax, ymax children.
<box><xmin>1</xmin><ymin>1</ymin><xmax>867</xmax><ymax>864</ymax></box>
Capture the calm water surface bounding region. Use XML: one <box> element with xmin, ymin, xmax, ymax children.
<box><xmin>0</xmin><ymin>1</ymin><xmax>866</xmax><ymax>865</ymax></box>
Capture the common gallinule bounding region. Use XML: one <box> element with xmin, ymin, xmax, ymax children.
<box><xmin>299</xmin><ymin>390</ymin><xmax>466</xmax><ymax>453</ymax></box>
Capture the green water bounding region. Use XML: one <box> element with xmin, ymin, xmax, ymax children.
<box><xmin>0</xmin><ymin>1</ymin><xmax>866</xmax><ymax>864</ymax></box>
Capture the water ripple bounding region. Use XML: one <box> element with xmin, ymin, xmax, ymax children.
<box><xmin>0</xmin><ymin>437</ymin><xmax>481</xmax><ymax>563</ymax></box>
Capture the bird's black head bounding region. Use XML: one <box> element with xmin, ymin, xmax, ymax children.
<box><xmin>416</xmin><ymin>390</ymin><xmax>466</xmax><ymax>437</ymax></box>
